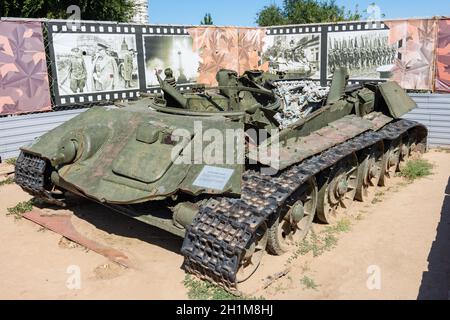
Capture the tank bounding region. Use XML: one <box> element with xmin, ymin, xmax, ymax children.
<box><xmin>15</xmin><ymin>67</ymin><xmax>428</xmax><ymax>290</ymax></box>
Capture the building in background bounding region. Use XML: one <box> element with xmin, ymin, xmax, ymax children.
<box><xmin>131</xmin><ymin>0</ymin><xmax>149</xmax><ymax>24</ymax></box>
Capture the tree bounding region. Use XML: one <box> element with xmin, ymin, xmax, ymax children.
<box><xmin>0</xmin><ymin>0</ymin><xmax>136</xmax><ymax>22</ymax></box>
<box><xmin>200</xmin><ymin>13</ymin><xmax>213</xmax><ymax>25</ymax></box>
<box><xmin>255</xmin><ymin>4</ymin><xmax>286</xmax><ymax>27</ymax></box>
<box><xmin>256</xmin><ymin>0</ymin><xmax>361</xmax><ymax>26</ymax></box>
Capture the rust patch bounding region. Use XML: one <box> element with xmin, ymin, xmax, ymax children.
<box><xmin>90</xmin><ymin>115</ymin><xmax>142</xmax><ymax>180</ymax></box>
<box><xmin>23</xmin><ymin>209</ymin><xmax>131</xmax><ymax>268</ymax></box>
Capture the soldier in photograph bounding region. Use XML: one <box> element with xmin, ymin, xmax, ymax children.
<box><xmin>61</xmin><ymin>47</ymin><xmax>87</xmax><ymax>93</ymax></box>
<box><xmin>92</xmin><ymin>43</ymin><xmax>119</xmax><ymax>91</ymax></box>
<box><xmin>119</xmin><ymin>39</ymin><xmax>134</xmax><ymax>88</ymax></box>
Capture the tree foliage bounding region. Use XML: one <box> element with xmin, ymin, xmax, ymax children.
<box><xmin>256</xmin><ymin>0</ymin><xmax>362</xmax><ymax>26</ymax></box>
<box><xmin>200</xmin><ymin>13</ymin><xmax>214</xmax><ymax>25</ymax></box>
<box><xmin>0</xmin><ymin>0</ymin><xmax>136</xmax><ymax>22</ymax></box>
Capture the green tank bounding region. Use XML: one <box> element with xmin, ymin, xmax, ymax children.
<box><xmin>15</xmin><ymin>67</ymin><xmax>427</xmax><ymax>290</ymax></box>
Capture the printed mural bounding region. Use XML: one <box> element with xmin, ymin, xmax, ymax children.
<box><xmin>263</xmin><ymin>33</ymin><xmax>321</xmax><ymax>79</ymax></box>
<box><xmin>143</xmin><ymin>35</ymin><xmax>200</xmax><ymax>87</ymax></box>
<box><xmin>435</xmin><ymin>19</ymin><xmax>450</xmax><ymax>93</ymax></box>
<box><xmin>327</xmin><ymin>30</ymin><xmax>395</xmax><ymax>79</ymax></box>
<box><xmin>0</xmin><ymin>21</ymin><xmax>51</xmax><ymax>115</ymax></box>
<box><xmin>187</xmin><ymin>27</ymin><xmax>265</xmax><ymax>86</ymax></box>
<box><xmin>52</xmin><ymin>33</ymin><xmax>139</xmax><ymax>95</ymax></box>
<box><xmin>386</xmin><ymin>19</ymin><xmax>437</xmax><ymax>90</ymax></box>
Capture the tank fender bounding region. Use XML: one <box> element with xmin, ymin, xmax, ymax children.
<box><xmin>377</xmin><ymin>81</ymin><xmax>417</xmax><ymax>118</ymax></box>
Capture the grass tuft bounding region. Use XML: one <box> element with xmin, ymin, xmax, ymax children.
<box><xmin>300</xmin><ymin>276</ymin><xmax>319</xmax><ymax>290</ymax></box>
<box><xmin>399</xmin><ymin>159</ymin><xmax>433</xmax><ymax>180</ymax></box>
<box><xmin>290</xmin><ymin>218</ymin><xmax>352</xmax><ymax>262</ymax></box>
<box><xmin>0</xmin><ymin>176</ymin><xmax>14</xmax><ymax>186</ymax></box>
<box><xmin>183</xmin><ymin>275</ymin><xmax>263</xmax><ymax>300</ymax></box>
<box><xmin>5</xmin><ymin>158</ymin><xmax>17</xmax><ymax>166</ymax></box>
<box><xmin>7</xmin><ymin>200</ymin><xmax>33</xmax><ymax>219</ymax></box>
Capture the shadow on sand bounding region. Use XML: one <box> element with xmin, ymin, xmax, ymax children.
<box><xmin>37</xmin><ymin>195</ymin><xmax>183</xmax><ymax>255</ymax></box>
<box><xmin>417</xmin><ymin>177</ymin><xmax>450</xmax><ymax>300</ymax></box>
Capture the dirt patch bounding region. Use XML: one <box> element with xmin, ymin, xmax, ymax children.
<box><xmin>0</xmin><ymin>150</ymin><xmax>449</xmax><ymax>299</ymax></box>
<box><xmin>93</xmin><ymin>262</ymin><xmax>126</xmax><ymax>280</ymax></box>
<box><xmin>58</xmin><ymin>237</ymin><xmax>79</xmax><ymax>249</ymax></box>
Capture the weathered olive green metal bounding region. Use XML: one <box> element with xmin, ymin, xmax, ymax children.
<box><xmin>16</xmin><ymin>66</ymin><xmax>419</xmax><ymax>240</ymax></box>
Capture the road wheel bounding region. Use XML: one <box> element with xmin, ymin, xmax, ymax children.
<box><xmin>379</xmin><ymin>137</ymin><xmax>402</xmax><ymax>187</ymax></box>
<box><xmin>316</xmin><ymin>153</ymin><xmax>358</xmax><ymax>224</ymax></box>
<box><xmin>267</xmin><ymin>177</ymin><xmax>318</xmax><ymax>255</ymax></box>
<box><xmin>355</xmin><ymin>141</ymin><xmax>384</xmax><ymax>202</ymax></box>
<box><xmin>236</xmin><ymin>222</ymin><xmax>268</xmax><ymax>283</ymax></box>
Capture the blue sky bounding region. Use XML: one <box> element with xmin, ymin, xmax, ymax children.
<box><xmin>148</xmin><ymin>0</ymin><xmax>449</xmax><ymax>26</ymax></box>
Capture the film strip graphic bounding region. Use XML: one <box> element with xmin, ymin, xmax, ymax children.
<box><xmin>146</xmin><ymin>84</ymin><xmax>196</xmax><ymax>94</ymax></box>
<box><xmin>140</xmin><ymin>25</ymin><xmax>190</xmax><ymax>35</ymax></box>
<box><xmin>47</xmin><ymin>21</ymin><xmax>145</xmax><ymax>106</ymax></box>
<box><xmin>266</xmin><ymin>21</ymin><xmax>390</xmax><ymax>86</ymax></box>
<box><xmin>46</xmin><ymin>19</ymin><xmax>391</xmax><ymax>107</ymax></box>
<box><xmin>266</xmin><ymin>21</ymin><xmax>388</xmax><ymax>35</ymax></box>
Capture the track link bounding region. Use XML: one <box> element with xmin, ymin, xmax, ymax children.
<box><xmin>181</xmin><ymin>119</ymin><xmax>427</xmax><ymax>289</ymax></box>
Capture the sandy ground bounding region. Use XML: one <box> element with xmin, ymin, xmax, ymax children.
<box><xmin>0</xmin><ymin>149</ymin><xmax>449</xmax><ymax>300</ymax></box>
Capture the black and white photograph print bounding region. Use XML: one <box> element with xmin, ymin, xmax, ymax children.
<box><xmin>327</xmin><ymin>29</ymin><xmax>397</xmax><ymax>79</ymax></box>
<box><xmin>262</xmin><ymin>33</ymin><xmax>321</xmax><ymax>79</ymax></box>
<box><xmin>53</xmin><ymin>33</ymin><xmax>139</xmax><ymax>95</ymax></box>
<box><xmin>143</xmin><ymin>35</ymin><xmax>200</xmax><ymax>87</ymax></box>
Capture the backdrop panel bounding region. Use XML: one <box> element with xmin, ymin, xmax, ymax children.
<box><xmin>386</xmin><ymin>19</ymin><xmax>437</xmax><ymax>90</ymax></box>
<box><xmin>327</xmin><ymin>29</ymin><xmax>394</xmax><ymax>80</ymax></box>
<box><xmin>0</xmin><ymin>21</ymin><xmax>51</xmax><ymax>115</ymax></box>
<box><xmin>48</xmin><ymin>21</ymin><xmax>142</xmax><ymax>106</ymax></box>
<box><xmin>142</xmin><ymin>26</ymin><xmax>200</xmax><ymax>88</ymax></box>
<box><xmin>187</xmin><ymin>27</ymin><xmax>239</xmax><ymax>86</ymax></box>
<box><xmin>262</xmin><ymin>31</ymin><xmax>321</xmax><ymax>79</ymax></box>
<box><xmin>435</xmin><ymin>19</ymin><xmax>450</xmax><ymax>93</ymax></box>
<box><xmin>237</xmin><ymin>28</ymin><xmax>266</xmax><ymax>75</ymax></box>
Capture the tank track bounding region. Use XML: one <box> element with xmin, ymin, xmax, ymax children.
<box><xmin>181</xmin><ymin>119</ymin><xmax>426</xmax><ymax>289</ymax></box>
<box><xmin>15</xmin><ymin>152</ymin><xmax>66</xmax><ymax>206</ymax></box>
<box><xmin>14</xmin><ymin>119</ymin><xmax>427</xmax><ymax>290</ymax></box>
<box><xmin>15</xmin><ymin>152</ymin><xmax>48</xmax><ymax>196</ymax></box>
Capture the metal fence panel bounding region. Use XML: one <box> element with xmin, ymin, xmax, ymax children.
<box><xmin>0</xmin><ymin>109</ymin><xmax>88</xmax><ymax>160</ymax></box>
<box><xmin>406</xmin><ymin>94</ymin><xmax>450</xmax><ymax>147</ymax></box>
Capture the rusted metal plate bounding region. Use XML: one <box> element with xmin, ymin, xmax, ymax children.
<box><xmin>23</xmin><ymin>209</ymin><xmax>131</xmax><ymax>268</ymax></box>
<box><xmin>364</xmin><ymin>112</ymin><xmax>393</xmax><ymax>131</ymax></box>
<box><xmin>277</xmin><ymin>115</ymin><xmax>373</xmax><ymax>169</ymax></box>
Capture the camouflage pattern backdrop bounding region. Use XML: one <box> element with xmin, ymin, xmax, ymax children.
<box><xmin>435</xmin><ymin>19</ymin><xmax>450</xmax><ymax>93</ymax></box>
<box><xmin>0</xmin><ymin>21</ymin><xmax>51</xmax><ymax>115</ymax></box>
<box><xmin>187</xmin><ymin>27</ymin><xmax>266</xmax><ymax>86</ymax></box>
<box><xmin>386</xmin><ymin>19</ymin><xmax>437</xmax><ymax>90</ymax></box>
